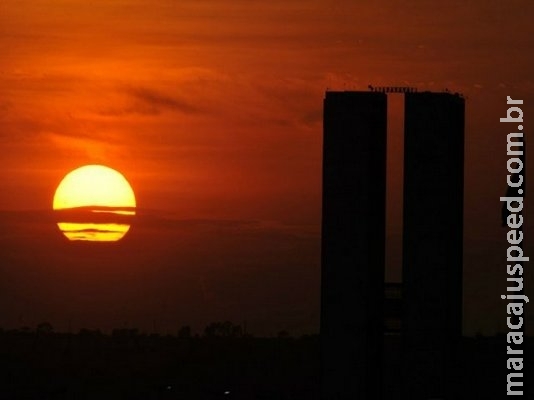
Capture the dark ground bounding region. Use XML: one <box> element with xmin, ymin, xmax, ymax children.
<box><xmin>0</xmin><ymin>327</ymin><xmax>531</xmax><ymax>399</ymax></box>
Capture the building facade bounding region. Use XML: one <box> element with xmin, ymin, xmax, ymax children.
<box><xmin>402</xmin><ymin>92</ymin><xmax>465</xmax><ymax>399</ymax></box>
<box><xmin>321</xmin><ymin>91</ymin><xmax>388</xmax><ymax>400</ymax></box>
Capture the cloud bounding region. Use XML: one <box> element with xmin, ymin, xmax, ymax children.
<box><xmin>125</xmin><ymin>87</ymin><xmax>203</xmax><ymax>115</ymax></box>
<box><xmin>299</xmin><ymin>109</ymin><xmax>323</xmax><ymax>128</ymax></box>
<box><xmin>94</xmin><ymin>86</ymin><xmax>206</xmax><ymax>117</ymax></box>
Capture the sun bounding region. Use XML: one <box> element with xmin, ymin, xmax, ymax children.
<box><xmin>53</xmin><ymin>165</ymin><xmax>136</xmax><ymax>242</ymax></box>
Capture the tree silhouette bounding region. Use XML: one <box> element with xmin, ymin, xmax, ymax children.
<box><xmin>36</xmin><ymin>322</ymin><xmax>53</xmax><ymax>334</ymax></box>
<box><xmin>204</xmin><ymin>321</ymin><xmax>243</xmax><ymax>338</ymax></box>
<box><xmin>178</xmin><ymin>325</ymin><xmax>192</xmax><ymax>339</ymax></box>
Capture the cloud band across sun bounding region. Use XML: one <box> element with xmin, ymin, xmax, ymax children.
<box><xmin>53</xmin><ymin>165</ymin><xmax>136</xmax><ymax>242</ymax></box>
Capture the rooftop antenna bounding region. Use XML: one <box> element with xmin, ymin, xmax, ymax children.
<box><xmin>368</xmin><ymin>85</ymin><xmax>418</xmax><ymax>93</ymax></box>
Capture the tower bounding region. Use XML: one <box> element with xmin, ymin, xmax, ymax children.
<box><xmin>321</xmin><ymin>91</ymin><xmax>387</xmax><ymax>399</ymax></box>
<box><xmin>402</xmin><ymin>92</ymin><xmax>465</xmax><ymax>399</ymax></box>
<box><xmin>321</xmin><ymin>89</ymin><xmax>465</xmax><ymax>399</ymax></box>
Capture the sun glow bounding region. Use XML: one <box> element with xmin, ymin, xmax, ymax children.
<box><xmin>53</xmin><ymin>165</ymin><xmax>136</xmax><ymax>242</ymax></box>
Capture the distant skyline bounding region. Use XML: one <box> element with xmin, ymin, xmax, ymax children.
<box><xmin>1</xmin><ymin>0</ymin><xmax>533</xmax><ymax>336</ymax></box>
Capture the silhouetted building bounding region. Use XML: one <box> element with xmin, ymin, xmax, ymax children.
<box><xmin>402</xmin><ymin>92</ymin><xmax>465</xmax><ymax>399</ymax></box>
<box><xmin>321</xmin><ymin>91</ymin><xmax>387</xmax><ymax>400</ymax></box>
<box><xmin>384</xmin><ymin>282</ymin><xmax>402</xmax><ymax>335</ymax></box>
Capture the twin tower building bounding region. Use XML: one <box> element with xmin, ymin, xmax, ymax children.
<box><xmin>321</xmin><ymin>90</ymin><xmax>465</xmax><ymax>399</ymax></box>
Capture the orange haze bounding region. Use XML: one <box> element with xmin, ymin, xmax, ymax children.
<box><xmin>0</xmin><ymin>0</ymin><xmax>533</xmax><ymax>336</ymax></box>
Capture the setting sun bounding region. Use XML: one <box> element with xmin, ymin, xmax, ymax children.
<box><xmin>53</xmin><ymin>165</ymin><xmax>136</xmax><ymax>242</ymax></box>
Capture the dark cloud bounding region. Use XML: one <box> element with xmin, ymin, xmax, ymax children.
<box><xmin>94</xmin><ymin>86</ymin><xmax>205</xmax><ymax>117</ymax></box>
<box><xmin>0</xmin><ymin>207</ymin><xmax>320</xmax><ymax>336</ymax></box>
<box><xmin>125</xmin><ymin>87</ymin><xmax>203</xmax><ymax>115</ymax></box>
<box><xmin>299</xmin><ymin>109</ymin><xmax>322</xmax><ymax>127</ymax></box>
<box><xmin>0</xmin><ymin>208</ymin><xmax>318</xmax><ymax>238</ymax></box>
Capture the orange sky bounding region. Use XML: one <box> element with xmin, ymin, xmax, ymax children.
<box><xmin>1</xmin><ymin>0</ymin><xmax>533</xmax><ymax>335</ymax></box>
